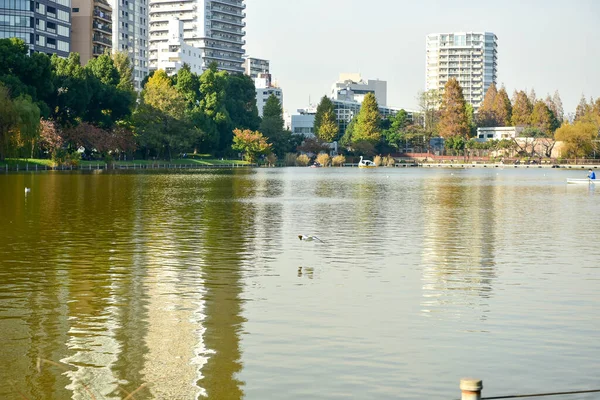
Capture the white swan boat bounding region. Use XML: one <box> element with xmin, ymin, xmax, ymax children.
<box><xmin>358</xmin><ymin>156</ymin><xmax>376</xmax><ymax>169</ymax></box>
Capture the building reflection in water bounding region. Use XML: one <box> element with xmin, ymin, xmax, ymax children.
<box><xmin>420</xmin><ymin>173</ymin><xmax>499</xmax><ymax>321</ymax></box>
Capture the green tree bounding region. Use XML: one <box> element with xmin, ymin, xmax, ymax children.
<box><xmin>313</xmin><ymin>96</ymin><xmax>337</xmax><ymax>140</ymax></box>
<box><xmin>174</xmin><ymin>64</ymin><xmax>200</xmax><ymax>107</ymax></box>
<box><xmin>12</xmin><ymin>95</ymin><xmax>41</xmax><ymax>158</ymax></box>
<box><xmin>231</xmin><ymin>128</ymin><xmax>271</xmax><ymax>163</ymax></box>
<box><xmin>111</xmin><ymin>51</ymin><xmax>135</xmax><ymax>92</ymax></box>
<box><xmin>530</xmin><ymin>100</ymin><xmax>559</xmax><ymax>135</ymax></box>
<box><xmin>0</xmin><ymin>83</ymin><xmax>17</xmax><ymax>160</ymax></box>
<box><xmin>477</xmin><ymin>83</ymin><xmax>498</xmax><ymax>127</ymax></box>
<box><xmin>353</xmin><ymin>92</ymin><xmax>381</xmax><ymax>144</ymax></box>
<box><xmin>438</xmin><ymin>78</ymin><xmax>469</xmax><ymax>139</ymax></box>
<box><xmin>383</xmin><ymin>110</ymin><xmax>409</xmax><ymax>150</ymax></box>
<box><xmin>225</xmin><ymin>73</ymin><xmax>260</xmax><ymax>131</ymax></box>
<box><xmin>316</xmin><ymin>109</ymin><xmax>339</xmax><ymax>142</ymax></box>
<box><xmin>259</xmin><ymin>94</ymin><xmax>292</xmax><ymax>157</ymax></box>
<box><xmin>575</xmin><ymin>95</ymin><xmax>591</xmax><ymax>122</ymax></box>
<box><xmin>555</xmin><ymin>121</ymin><xmax>598</xmax><ymax>158</ymax></box>
<box><xmin>465</xmin><ymin>103</ymin><xmax>476</xmax><ymax>137</ymax></box>
<box><xmin>199</xmin><ymin>62</ymin><xmax>231</xmax><ymax>152</ymax></box>
<box><xmin>511</xmin><ymin>90</ymin><xmax>533</xmax><ymax>126</ymax></box>
<box><xmin>134</xmin><ymin>70</ymin><xmax>197</xmax><ymax>159</ymax></box>
<box><xmin>339</xmin><ymin>115</ymin><xmax>357</xmax><ymax>147</ymax></box>
<box><xmin>50</xmin><ymin>53</ymin><xmax>92</xmax><ymax>125</ymax></box>
<box><xmin>492</xmin><ymin>86</ymin><xmax>512</xmax><ymax>126</ymax></box>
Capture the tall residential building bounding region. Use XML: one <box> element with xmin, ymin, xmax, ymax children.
<box><xmin>331</xmin><ymin>73</ymin><xmax>387</xmax><ymax>107</ymax></box>
<box><xmin>149</xmin><ymin>0</ymin><xmax>246</xmax><ymax>74</ymax></box>
<box><xmin>155</xmin><ymin>19</ymin><xmax>203</xmax><ymax>75</ymax></box>
<box><xmin>254</xmin><ymin>73</ymin><xmax>282</xmax><ymax>117</ymax></box>
<box><xmin>243</xmin><ymin>56</ymin><xmax>268</xmax><ymax>78</ymax></box>
<box><xmin>72</xmin><ymin>0</ymin><xmax>112</xmax><ymax>64</ymax></box>
<box><xmin>426</xmin><ymin>32</ymin><xmax>498</xmax><ymax>110</ymax></box>
<box><xmin>110</xmin><ymin>0</ymin><xmax>149</xmax><ymax>89</ymax></box>
<box><xmin>0</xmin><ymin>0</ymin><xmax>71</xmax><ymax>57</ymax></box>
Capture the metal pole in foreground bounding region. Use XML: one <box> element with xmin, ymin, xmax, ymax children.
<box><xmin>461</xmin><ymin>378</ymin><xmax>482</xmax><ymax>400</ymax></box>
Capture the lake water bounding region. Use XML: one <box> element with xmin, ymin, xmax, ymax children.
<box><xmin>1</xmin><ymin>167</ymin><xmax>599</xmax><ymax>400</ymax></box>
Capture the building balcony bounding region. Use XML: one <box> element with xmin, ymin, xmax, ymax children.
<box><xmin>93</xmin><ymin>21</ymin><xmax>112</xmax><ymax>34</ymax></box>
<box><xmin>211</xmin><ymin>6</ymin><xmax>245</xmax><ymax>18</ymax></box>
<box><xmin>209</xmin><ymin>24</ymin><xmax>244</xmax><ymax>35</ymax></box>
<box><xmin>211</xmin><ymin>0</ymin><xmax>245</xmax><ymax>9</ymax></box>
<box><xmin>209</xmin><ymin>14</ymin><xmax>245</xmax><ymax>27</ymax></box>
<box><xmin>94</xmin><ymin>9</ymin><xmax>112</xmax><ymax>23</ymax></box>
<box><xmin>205</xmin><ymin>52</ymin><xmax>242</xmax><ymax>63</ymax></box>
<box><xmin>204</xmin><ymin>42</ymin><xmax>244</xmax><ymax>54</ymax></box>
<box><xmin>94</xmin><ymin>0</ymin><xmax>111</xmax><ymax>11</ymax></box>
<box><xmin>93</xmin><ymin>45</ymin><xmax>107</xmax><ymax>56</ymax></box>
<box><xmin>210</xmin><ymin>35</ymin><xmax>245</xmax><ymax>45</ymax></box>
<box><xmin>93</xmin><ymin>34</ymin><xmax>112</xmax><ymax>46</ymax></box>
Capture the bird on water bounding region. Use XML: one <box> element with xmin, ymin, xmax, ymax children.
<box><xmin>298</xmin><ymin>235</ymin><xmax>324</xmax><ymax>243</ymax></box>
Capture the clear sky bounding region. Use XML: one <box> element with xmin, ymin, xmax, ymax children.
<box><xmin>245</xmin><ymin>0</ymin><xmax>600</xmax><ymax>116</ymax></box>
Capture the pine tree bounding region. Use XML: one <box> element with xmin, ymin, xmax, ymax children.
<box><xmin>530</xmin><ymin>100</ymin><xmax>555</xmax><ymax>135</ymax></box>
<box><xmin>260</xmin><ymin>94</ymin><xmax>291</xmax><ymax>157</ymax></box>
<box><xmin>353</xmin><ymin>92</ymin><xmax>381</xmax><ymax>144</ymax></box>
<box><xmin>493</xmin><ymin>87</ymin><xmax>512</xmax><ymax>126</ymax></box>
<box><xmin>511</xmin><ymin>91</ymin><xmax>533</xmax><ymax>126</ymax></box>
<box><xmin>477</xmin><ymin>83</ymin><xmax>497</xmax><ymax>127</ymax></box>
<box><xmin>575</xmin><ymin>95</ymin><xmax>590</xmax><ymax>122</ymax></box>
<box><xmin>528</xmin><ymin>88</ymin><xmax>537</xmax><ymax>104</ymax></box>
<box><xmin>317</xmin><ymin>109</ymin><xmax>339</xmax><ymax>143</ymax></box>
<box><xmin>552</xmin><ymin>91</ymin><xmax>564</xmax><ymax>123</ymax></box>
<box><xmin>313</xmin><ymin>96</ymin><xmax>336</xmax><ymax>136</ymax></box>
<box><xmin>438</xmin><ymin>78</ymin><xmax>469</xmax><ymax>139</ymax></box>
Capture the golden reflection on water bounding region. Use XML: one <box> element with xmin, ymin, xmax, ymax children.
<box><xmin>420</xmin><ymin>173</ymin><xmax>498</xmax><ymax>320</ymax></box>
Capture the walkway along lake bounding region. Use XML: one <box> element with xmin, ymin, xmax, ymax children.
<box><xmin>0</xmin><ymin>168</ymin><xmax>599</xmax><ymax>399</ymax></box>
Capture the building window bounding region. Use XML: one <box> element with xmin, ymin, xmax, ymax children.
<box><xmin>57</xmin><ymin>24</ymin><xmax>68</xmax><ymax>36</ymax></box>
<box><xmin>72</xmin><ymin>7</ymin><xmax>79</xmax><ymax>12</ymax></box>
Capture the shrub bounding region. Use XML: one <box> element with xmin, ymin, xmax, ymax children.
<box><xmin>331</xmin><ymin>154</ymin><xmax>346</xmax><ymax>166</ymax></box>
<box><xmin>316</xmin><ymin>153</ymin><xmax>330</xmax><ymax>167</ymax></box>
<box><xmin>296</xmin><ymin>154</ymin><xmax>310</xmax><ymax>166</ymax></box>
<box><xmin>373</xmin><ymin>155</ymin><xmax>383</xmax><ymax>166</ymax></box>
<box><xmin>284</xmin><ymin>153</ymin><xmax>297</xmax><ymax>166</ymax></box>
<box><xmin>52</xmin><ymin>148</ymin><xmax>81</xmax><ymax>167</ymax></box>
<box><xmin>385</xmin><ymin>155</ymin><xmax>395</xmax><ymax>166</ymax></box>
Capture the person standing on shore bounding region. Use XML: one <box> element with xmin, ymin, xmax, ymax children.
<box><xmin>588</xmin><ymin>169</ymin><xmax>596</xmax><ymax>180</ymax></box>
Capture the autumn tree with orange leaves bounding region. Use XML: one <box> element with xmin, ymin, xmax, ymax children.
<box><xmin>438</xmin><ymin>78</ymin><xmax>470</xmax><ymax>139</ymax></box>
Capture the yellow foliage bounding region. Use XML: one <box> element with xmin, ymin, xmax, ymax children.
<box><xmin>316</xmin><ymin>153</ymin><xmax>330</xmax><ymax>167</ymax></box>
<box><xmin>296</xmin><ymin>154</ymin><xmax>310</xmax><ymax>166</ymax></box>
<box><xmin>555</xmin><ymin>121</ymin><xmax>597</xmax><ymax>158</ymax></box>
<box><xmin>331</xmin><ymin>154</ymin><xmax>346</xmax><ymax>166</ymax></box>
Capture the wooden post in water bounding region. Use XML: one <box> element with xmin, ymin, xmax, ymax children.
<box><xmin>461</xmin><ymin>378</ymin><xmax>482</xmax><ymax>400</ymax></box>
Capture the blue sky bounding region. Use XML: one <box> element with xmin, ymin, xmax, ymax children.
<box><xmin>245</xmin><ymin>0</ymin><xmax>600</xmax><ymax>116</ymax></box>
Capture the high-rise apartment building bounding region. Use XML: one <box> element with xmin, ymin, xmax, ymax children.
<box><xmin>155</xmin><ymin>19</ymin><xmax>203</xmax><ymax>75</ymax></box>
<box><xmin>72</xmin><ymin>0</ymin><xmax>112</xmax><ymax>64</ymax></box>
<box><xmin>110</xmin><ymin>0</ymin><xmax>148</xmax><ymax>89</ymax></box>
<box><xmin>426</xmin><ymin>32</ymin><xmax>497</xmax><ymax>110</ymax></box>
<box><xmin>148</xmin><ymin>0</ymin><xmax>246</xmax><ymax>74</ymax></box>
<box><xmin>0</xmin><ymin>0</ymin><xmax>71</xmax><ymax>57</ymax></box>
<box><xmin>243</xmin><ymin>57</ymin><xmax>268</xmax><ymax>78</ymax></box>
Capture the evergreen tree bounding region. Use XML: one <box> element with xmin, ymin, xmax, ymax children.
<box><xmin>353</xmin><ymin>92</ymin><xmax>381</xmax><ymax>144</ymax></box>
<box><xmin>225</xmin><ymin>73</ymin><xmax>260</xmax><ymax>131</ymax></box>
<box><xmin>465</xmin><ymin>103</ymin><xmax>476</xmax><ymax>137</ymax></box>
<box><xmin>111</xmin><ymin>51</ymin><xmax>134</xmax><ymax>92</ymax></box>
<box><xmin>528</xmin><ymin>88</ymin><xmax>537</xmax><ymax>104</ymax></box>
<box><xmin>530</xmin><ymin>100</ymin><xmax>557</xmax><ymax>135</ymax></box>
<box><xmin>316</xmin><ymin>109</ymin><xmax>339</xmax><ymax>143</ymax></box>
<box><xmin>313</xmin><ymin>96</ymin><xmax>336</xmax><ymax>138</ymax></box>
<box><xmin>552</xmin><ymin>90</ymin><xmax>564</xmax><ymax>123</ymax></box>
<box><xmin>259</xmin><ymin>94</ymin><xmax>291</xmax><ymax>157</ymax></box>
<box><xmin>575</xmin><ymin>95</ymin><xmax>590</xmax><ymax>121</ymax></box>
<box><xmin>492</xmin><ymin>87</ymin><xmax>512</xmax><ymax>126</ymax></box>
<box><xmin>511</xmin><ymin>91</ymin><xmax>533</xmax><ymax>126</ymax></box>
<box><xmin>477</xmin><ymin>83</ymin><xmax>498</xmax><ymax>127</ymax></box>
<box><xmin>438</xmin><ymin>78</ymin><xmax>469</xmax><ymax>139</ymax></box>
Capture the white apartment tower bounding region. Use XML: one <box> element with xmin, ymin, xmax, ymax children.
<box><xmin>111</xmin><ymin>0</ymin><xmax>149</xmax><ymax>89</ymax></box>
<box><xmin>426</xmin><ymin>32</ymin><xmax>497</xmax><ymax>110</ymax></box>
<box><xmin>148</xmin><ymin>0</ymin><xmax>246</xmax><ymax>74</ymax></box>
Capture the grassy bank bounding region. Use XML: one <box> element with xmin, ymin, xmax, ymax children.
<box><xmin>0</xmin><ymin>157</ymin><xmax>251</xmax><ymax>167</ymax></box>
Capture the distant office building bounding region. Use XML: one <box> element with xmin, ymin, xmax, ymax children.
<box><xmin>155</xmin><ymin>19</ymin><xmax>202</xmax><ymax>75</ymax></box>
<box><xmin>72</xmin><ymin>0</ymin><xmax>111</xmax><ymax>64</ymax></box>
<box><xmin>426</xmin><ymin>32</ymin><xmax>498</xmax><ymax>110</ymax></box>
<box><xmin>0</xmin><ymin>0</ymin><xmax>71</xmax><ymax>57</ymax></box>
<box><xmin>332</xmin><ymin>99</ymin><xmax>414</xmax><ymax>134</ymax></box>
<box><xmin>244</xmin><ymin>57</ymin><xmax>268</xmax><ymax>78</ymax></box>
<box><xmin>149</xmin><ymin>0</ymin><xmax>246</xmax><ymax>74</ymax></box>
<box><xmin>331</xmin><ymin>73</ymin><xmax>387</xmax><ymax>106</ymax></box>
<box><xmin>255</xmin><ymin>73</ymin><xmax>282</xmax><ymax>117</ymax></box>
<box><xmin>291</xmin><ymin>107</ymin><xmax>316</xmax><ymax>136</ymax></box>
<box><xmin>110</xmin><ymin>0</ymin><xmax>148</xmax><ymax>89</ymax></box>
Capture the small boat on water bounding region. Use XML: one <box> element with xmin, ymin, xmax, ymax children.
<box><xmin>358</xmin><ymin>156</ymin><xmax>376</xmax><ymax>169</ymax></box>
<box><xmin>567</xmin><ymin>178</ymin><xmax>596</xmax><ymax>184</ymax></box>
